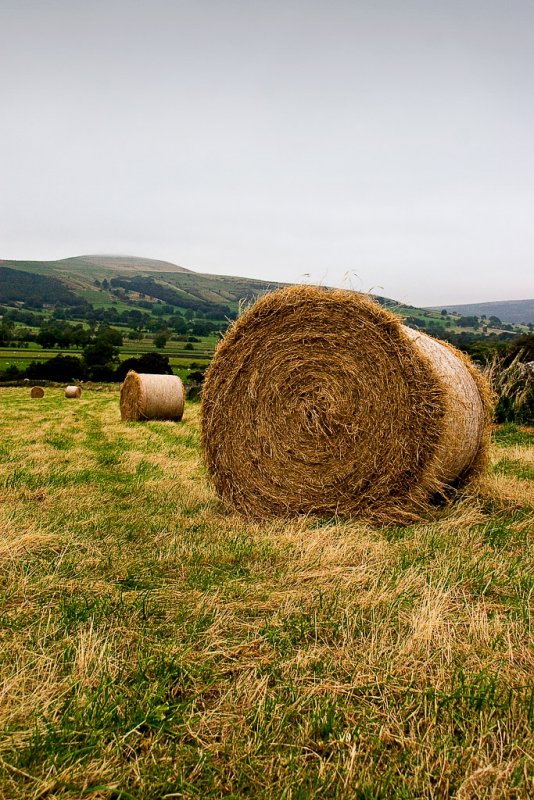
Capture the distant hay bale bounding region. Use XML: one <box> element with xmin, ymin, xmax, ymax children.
<box><xmin>30</xmin><ymin>386</ymin><xmax>44</xmax><ymax>398</ymax></box>
<box><xmin>120</xmin><ymin>371</ymin><xmax>185</xmax><ymax>421</ymax></box>
<box><xmin>201</xmin><ymin>286</ymin><xmax>492</xmax><ymax>524</ymax></box>
<box><xmin>65</xmin><ymin>385</ymin><xmax>82</xmax><ymax>399</ymax></box>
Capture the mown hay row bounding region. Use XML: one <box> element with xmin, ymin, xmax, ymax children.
<box><xmin>120</xmin><ymin>371</ymin><xmax>185</xmax><ymax>421</ymax></box>
<box><xmin>201</xmin><ymin>286</ymin><xmax>492</xmax><ymax>523</ymax></box>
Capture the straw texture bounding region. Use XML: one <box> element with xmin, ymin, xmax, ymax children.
<box><xmin>201</xmin><ymin>286</ymin><xmax>491</xmax><ymax>523</ymax></box>
<box><xmin>120</xmin><ymin>371</ymin><xmax>185</xmax><ymax>421</ymax></box>
<box><xmin>65</xmin><ymin>385</ymin><xmax>82</xmax><ymax>399</ymax></box>
<box><xmin>30</xmin><ymin>386</ymin><xmax>44</xmax><ymax>398</ymax></box>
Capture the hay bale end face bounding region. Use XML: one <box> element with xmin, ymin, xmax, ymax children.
<box><xmin>120</xmin><ymin>371</ymin><xmax>185</xmax><ymax>421</ymax></box>
<box><xmin>65</xmin><ymin>385</ymin><xmax>82</xmax><ymax>399</ymax></box>
<box><xmin>30</xmin><ymin>386</ymin><xmax>45</xmax><ymax>398</ymax></box>
<box><xmin>201</xmin><ymin>286</ymin><xmax>492</xmax><ymax>524</ymax></box>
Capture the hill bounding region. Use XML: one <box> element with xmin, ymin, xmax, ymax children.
<box><xmin>0</xmin><ymin>255</ymin><xmax>287</xmax><ymax>313</ymax></box>
<box><xmin>431</xmin><ymin>298</ymin><xmax>534</xmax><ymax>325</ymax></box>
<box><xmin>1</xmin><ymin>254</ymin><xmax>529</xmax><ymax>349</ymax></box>
<box><xmin>0</xmin><ymin>254</ymin><xmax>453</xmax><ymax>325</ymax></box>
<box><xmin>74</xmin><ymin>254</ymin><xmax>193</xmax><ymax>273</ymax></box>
<box><xmin>0</xmin><ymin>266</ymin><xmax>88</xmax><ymax>308</ymax></box>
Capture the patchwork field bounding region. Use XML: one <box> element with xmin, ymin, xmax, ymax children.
<box><xmin>0</xmin><ymin>335</ymin><xmax>217</xmax><ymax>376</ymax></box>
<box><xmin>0</xmin><ymin>388</ymin><xmax>532</xmax><ymax>799</ymax></box>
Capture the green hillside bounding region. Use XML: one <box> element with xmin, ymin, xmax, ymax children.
<box><xmin>4</xmin><ymin>254</ymin><xmax>529</xmax><ymax>329</ymax></box>
<box><xmin>0</xmin><ymin>266</ymin><xmax>88</xmax><ymax>308</ymax></box>
<box><xmin>0</xmin><ymin>255</ymin><xmax>286</xmax><ymax>314</ymax></box>
<box><xmin>431</xmin><ymin>298</ymin><xmax>534</xmax><ymax>325</ymax></box>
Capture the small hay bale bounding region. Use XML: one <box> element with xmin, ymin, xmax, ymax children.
<box><xmin>30</xmin><ymin>386</ymin><xmax>45</xmax><ymax>398</ymax></box>
<box><xmin>120</xmin><ymin>371</ymin><xmax>185</xmax><ymax>421</ymax></box>
<box><xmin>201</xmin><ymin>285</ymin><xmax>492</xmax><ymax>524</ymax></box>
<box><xmin>65</xmin><ymin>385</ymin><xmax>82</xmax><ymax>399</ymax></box>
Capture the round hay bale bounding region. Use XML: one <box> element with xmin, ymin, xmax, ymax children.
<box><xmin>201</xmin><ymin>286</ymin><xmax>492</xmax><ymax>523</ymax></box>
<box><xmin>30</xmin><ymin>386</ymin><xmax>45</xmax><ymax>398</ymax></box>
<box><xmin>65</xmin><ymin>385</ymin><xmax>82</xmax><ymax>399</ymax></box>
<box><xmin>120</xmin><ymin>371</ymin><xmax>185</xmax><ymax>421</ymax></box>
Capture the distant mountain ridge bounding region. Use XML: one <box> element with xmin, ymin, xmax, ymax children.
<box><xmin>74</xmin><ymin>255</ymin><xmax>193</xmax><ymax>273</ymax></box>
<box><xmin>2</xmin><ymin>254</ymin><xmax>532</xmax><ymax>326</ymax></box>
<box><xmin>431</xmin><ymin>299</ymin><xmax>534</xmax><ymax>325</ymax></box>
<box><xmin>0</xmin><ymin>254</ymin><xmax>288</xmax><ymax>313</ymax></box>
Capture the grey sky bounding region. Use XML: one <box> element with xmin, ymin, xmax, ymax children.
<box><xmin>1</xmin><ymin>0</ymin><xmax>533</xmax><ymax>305</ymax></box>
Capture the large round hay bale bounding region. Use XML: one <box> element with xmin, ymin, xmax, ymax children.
<box><xmin>65</xmin><ymin>385</ymin><xmax>82</xmax><ymax>399</ymax></box>
<box><xmin>30</xmin><ymin>386</ymin><xmax>44</xmax><ymax>398</ymax></box>
<box><xmin>120</xmin><ymin>371</ymin><xmax>185</xmax><ymax>421</ymax></box>
<box><xmin>201</xmin><ymin>286</ymin><xmax>492</xmax><ymax>523</ymax></box>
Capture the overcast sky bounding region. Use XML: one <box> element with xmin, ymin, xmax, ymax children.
<box><xmin>1</xmin><ymin>0</ymin><xmax>533</xmax><ymax>305</ymax></box>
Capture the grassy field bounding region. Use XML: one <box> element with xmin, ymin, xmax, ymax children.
<box><xmin>0</xmin><ymin>388</ymin><xmax>532</xmax><ymax>799</ymax></box>
<box><xmin>0</xmin><ymin>336</ymin><xmax>217</xmax><ymax>374</ymax></box>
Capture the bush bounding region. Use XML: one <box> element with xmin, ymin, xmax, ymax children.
<box><xmin>89</xmin><ymin>364</ymin><xmax>117</xmax><ymax>382</ymax></box>
<box><xmin>0</xmin><ymin>364</ymin><xmax>22</xmax><ymax>381</ymax></box>
<box><xmin>24</xmin><ymin>355</ymin><xmax>87</xmax><ymax>382</ymax></box>
<box><xmin>153</xmin><ymin>333</ymin><xmax>168</xmax><ymax>349</ymax></box>
<box><xmin>485</xmin><ymin>354</ymin><xmax>534</xmax><ymax>424</ymax></box>
<box><xmin>115</xmin><ymin>353</ymin><xmax>174</xmax><ymax>382</ymax></box>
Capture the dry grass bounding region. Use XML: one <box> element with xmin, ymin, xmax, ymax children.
<box><xmin>0</xmin><ymin>387</ymin><xmax>532</xmax><ymax>799</ymax></box>
<box><xmin>484</xmin><ymin>353</ymin><xmax>534</xmax><ymax>424</ymax></box>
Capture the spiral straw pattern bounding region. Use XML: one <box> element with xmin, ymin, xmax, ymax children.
<box><xmin>201</xmin><ymin>286</ymin><xmax>491</xmax><ymax>523</ymax></box>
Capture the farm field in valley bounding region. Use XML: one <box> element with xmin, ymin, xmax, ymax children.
<box><xmin>0</xmin><ymin>335</ymin><xmax>217</xmax><ymax>377</ymax></box>
<box><xmin>0</xmin><ymin>387</ymin><xmax>533</xmax><ymax>799</ymax></box>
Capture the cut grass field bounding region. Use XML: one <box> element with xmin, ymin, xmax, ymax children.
<box><xmin>0</xmin><ymin>389</ymin><xmax>532</xmax><ymax>799</ymax></box>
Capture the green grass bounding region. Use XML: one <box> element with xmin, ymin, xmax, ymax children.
<box><xmin>0</xmin><ymin>393</ymin><xmax>532</xmax><ymax>799</ymax></box>
<box><xmin>0</xmin><ymin>347</ymin><xmax>65</xmax><ymax>371</ymax></box>
<box><xmin>494</xmin><ymin>423</ymin><xmax>534</xmax><ymax>448</ymax></box>
<box><xmin>493</xmin><ymin>458</ymin><xmax>534</xmax><ymax>481</ymax></box>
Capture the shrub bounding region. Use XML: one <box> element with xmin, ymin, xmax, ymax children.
<box><xmin>485</xmin><ymin>353</ymin><xmax>534</xmax><ymax>424</ymax></box>
<box><xmin>115</xmin><ymin>353</ymin><xmax>173</xmax><ymax>382</ymax></box>
<box><xmin>25</xmin><ymin>355</ymin><xmax>87</xmax><ymax>382</ymax></box>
